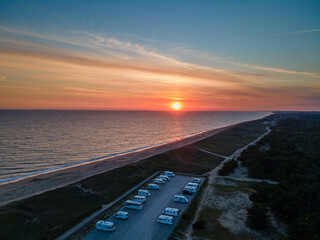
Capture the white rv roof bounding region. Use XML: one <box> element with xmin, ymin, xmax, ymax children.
<box><xmin>97</xmin><ymin>220</ymin><xmax>114</xmax><ymax>226</ymax></box>
<box><xmin>174</xmin><ymin>194</ymin><xmax>185</xmax><ymax>198</ymax></box>
<box><xmin>117</xmin><ymin>211</ymin><xmax>128</xmax><ymax>215</ymax></box>
<box><xmin>126</xmin><ymin>200</ymin><xmax>143</xmax><ymax>205</ymax></box>
<box><xmin>165</xmin><ymin>207</ymin><xmax>179</xmax><ymax>212</ymax></box>
<box><xmin>133</xmin><ymin>195</ymin><xmax>146</xmax><ymax>198</ymax></box>
<box><xmin>187</xmin><ymin>182</ymin><xmax>198</xmax><ymax>185</ymax></box>
<box><xmin>159</xmin><ymin>215</ymin><xmax>173</xmax><ymax>220</ymax></box>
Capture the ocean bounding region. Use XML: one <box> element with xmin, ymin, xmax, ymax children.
<box><xmin>0</xmin><ymin>110</ymin><xmax>270</xmax><ymax>182</ymax></box>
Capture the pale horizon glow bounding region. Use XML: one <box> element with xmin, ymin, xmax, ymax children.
<box><xmin>0</xmin><ymin>1</ymin><xmax>319</xmax><ymax>111</ymax></box>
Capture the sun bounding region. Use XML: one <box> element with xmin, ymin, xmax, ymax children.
<box><xmin>170</xmin><ymin>102</ymin><xmax>182</xmax><ymax>111</ymax></box>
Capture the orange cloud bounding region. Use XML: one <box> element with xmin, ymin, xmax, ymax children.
<box><xmin>0</xmin><ymin>26</ymin><xmax>319</xmax><ymax>111</ymax></box>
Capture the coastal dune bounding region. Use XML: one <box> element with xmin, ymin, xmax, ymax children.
<box><xmin>0</xmin><ymin>124</ymin><xmax>235</xmax><ymax>207</ymax></box>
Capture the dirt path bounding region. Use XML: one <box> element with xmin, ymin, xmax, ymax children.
<box><xmin>196</xmin><ymin>148</ymin><xmax>227</xmax><ymax>158</ymax></box>
<box><xmin>185</xmin><ymin>126</ymin><xmax>272</xmax><ymax>239</ymax></box>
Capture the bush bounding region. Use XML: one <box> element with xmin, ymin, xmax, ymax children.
<box><xmin>218</xmin><ymin>159</ymin><xmax>238</xmax><ymax>176</ymax></box>
<box><xmin>247</xmin><ymin>203</ymin><xmax>270</xmax><ymax>229</ymax></box>
<box><xmin>287</xmin><ymin>213</ymin><xmax>320</xmax><ymax>240</ymax></box>
<box><xmin>193</xmin><ymin>220</ymin><xmax>205</xmax><ymax>230</ymax></box>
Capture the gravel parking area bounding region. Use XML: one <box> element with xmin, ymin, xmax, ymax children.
<box><xmin>82</xmin><ymin>175</ymin><xmax>203</xmax><ymax>240</ymax></box>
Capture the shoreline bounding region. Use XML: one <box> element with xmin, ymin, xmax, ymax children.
<box><xmin>0</xmin><ymin>114</ymin><xmax>271</xmax><ymax>207</ymax></box>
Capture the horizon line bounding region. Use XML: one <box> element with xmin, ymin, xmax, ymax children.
<box><xmin>0</xmin><ymin>109</ymin><xmax>318</xmax><ymax>113</ymax></box>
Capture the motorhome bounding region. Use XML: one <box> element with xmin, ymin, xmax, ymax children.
<box><xmin>162</xmin><ymin>207</ymin><xmax>179</xmax><ymax>216</ymax></box>
<box><xmin>124</xmin><ymin>200</ymin><xmax>143</xmax><ymax>210</ymax></box>
<box><xmin>96</xmin><ymin>220</ymin><xmax>116</xmax><ymax>232</ymax></box>
<box><xmin>114</xmin><ymin>211</ymin><xmax>128</xmax><ymax>220</ymax></box>
<box><xmin>147</xmin><ymin>183</ymin><xmax>160</xmax><ymax>190</ymax></box>
<box><xmin>191</xmin><ymin>178</ymin><xmax>201</xmax><ymax>183</ymax></box>
<box><xmin>174</xmin><ymin>195</ymin><xmax>188</xmax><ymax>203</ymax></box>
<box><xmin>185</xmin><ymin>186</ymin><xmax>197</xmax><ymax>193</ymax></box>
<box><xmin>186</xmin><ymin>182</ymin><xmax>199</xmax><ymax>189</ymax></box>
<box><xmin>154</xmin><ymin>178</ymin><xmax>165</xmax><ymax>184</ymax></box>
<box><xmin>132</xmin><ymin>195</ymin><xmax>146</xmax><ymax>203</ymax></box>
<box><xmin>164</xmin><ymin>171</ymin><xmax>175</xmax><ymax>177</ymax></box>
<box><xmin>159</xmin><ymin>175</ymin><xmax>170</xmax><ymax>181</ymax></box>
<box><xmin>138</xmin><ymin>189</ymin><xmax>151</xmax><ymax>197</ymax></box>
<box><xmin>157</xmin><ymin>215</ymin><xmax>173</xmax><ymax>225</ymax></box>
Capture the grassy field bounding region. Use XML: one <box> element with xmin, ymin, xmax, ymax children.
<box><xmin>195</xmin><ymin>119</ymin><xmax>269</xmax><ymax>156</ymax></box>
<box><xmin>192</xmin><ymin>208</ymin><xmax>235</xmax><ymax>240</ymax></box>
<box><xmin>0</xmin><ymin>115</ymin><xmax>273</xmax><ymax>240</ymax></box>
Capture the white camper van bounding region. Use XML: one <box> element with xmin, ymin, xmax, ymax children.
<box><xmin>174</xmin><ymin>195</ymin><xmax>188</xmax><ymax>203</ymax></box>
<box><xmin>184</xmin><ymin>186</ymin><xmax>197</xmax><ymax>193</ymax></box>
<box><xmin>162</xmin><ymin>207</ymin><xmax>179</xmax><ymax>216</ymax></box>
<box><xmin>157</xmin><ymin>215</ymin><xmax>173</xmax><ymax>225</ymax></box>
<box><xmin>154</xmin><ymin>178</ymin><xmax>165</xmax><ymax>184</ymax></box>
<box><xmin>186</xmin><ymin>182</ymin><xmax>199</xmax><ymax>189</ymax></box>
<box><xmin>96</xmin><ymin>220</ymin><xmax>116</xmax><ymax>232</ymax></box>
<box><xmin>148</xmin><ymin>183</ymin><xmax>160</xmax><ymax>190</ymax></box>
<box><xmin>114</xmin><ymin>211</ymin><xmax>128</xmax><ymax>220</ymax></box>
<box><xmin>164</xmin><ymin>171</ymin><xmax>175</xmax><ymax>177</ymax></box>
<box><xmin>138</xmin><ymin>189</ymin><xmax>151</xmax><ymax>197</ymax></box>
<box><xmin>125</xmin><ymin>200</ymin><xmax>143</xmax><ymax>210</ymax></box>
<box><xmin>191</xmin><ymin>178</ymin><xmax>201</xmax><ymax>183</ymax></box>
<box><xmin>159</xmin><ymin>175</ymin><xmax>170</xmax><ymax>181</ymax></box>
<box><xmin>132</xmin><ymin>195</ymin><xmax>146</xmax><ymax>203</ymax></box>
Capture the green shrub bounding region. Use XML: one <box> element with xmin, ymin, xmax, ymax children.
<box><xmin>218</xmin><ymin>159</ymin><xmax>238</xmax><ymax>176</ymax></box>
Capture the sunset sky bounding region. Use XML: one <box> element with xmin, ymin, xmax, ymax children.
<box><xmin>0</xmin><ymin>0</ymin><xmax>319</xmax><ymax>111</ymax></box>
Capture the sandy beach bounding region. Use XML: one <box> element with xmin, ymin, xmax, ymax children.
<box><xmin>0</xmin><ymin>123</ymin><xmax>238</xmax><ymax>207</ymax></box>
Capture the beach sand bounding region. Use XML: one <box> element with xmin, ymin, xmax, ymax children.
<box><xmin>0</xmin><ymin>124</ymin><xmax>236</xmax><ymax>207</ymax></box>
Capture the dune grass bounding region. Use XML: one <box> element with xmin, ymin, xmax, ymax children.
<box><xmin>0</xmin><ymin>115</ymin><xmax>273</xmax><ymax>240</ymax></box>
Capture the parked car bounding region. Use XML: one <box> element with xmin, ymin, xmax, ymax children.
<box><xmin>147</xmin><ymin>183</ymin><xmax>160</xmax><ymax>190</ymax></box>
<box><xmin>174</xmin><ymin>195</ymin><xmax>188</xmax><ymax>203</ymax></box>
<box><xmin>96</xmin><ymin>220</ymin><xmax>116</xmax><ymax>231</ymax></box>
<box><xmin>114</xmin><ymin>211</ymin><xmax>128</xmax><ymax>220</ymax></box>
<box><xmin>154</xmin><ymin>178</ymin><xmax>165</xmax><ymax>184</ymax></box>
<box><xmin>164</xmin><ymin>171</ymin><xmax>175</xmax><ymax>177</ymax></box>
<box><xmin>138</xmin><ymin>189</ymin><xmax>151</xmax><ymax>197</ymax></box>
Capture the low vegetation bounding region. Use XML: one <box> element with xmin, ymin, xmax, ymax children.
<box><xmin>0</xmin><ymin>165</ymin><xmax>148</xmax><ymax>240</ymax></box>
<box><xmin>195</xmin><ymin>117</ymin><xmax>272</xmax><ymax>156</ymax></box>
<box><xmin>238</xmin><ymin>113</ymin><xmax>320</xmax><ymax>240</ymax></box>
<box><xmin>0</xmin><ymin>115</ymin><xmax>274</xmax><ymax>240</ymax></box>
<box><xmin>218</xmin><ymin>159</ymin><xmax>238</xmax><ymax>176</ymax></box>
<box><xmin>246</xmin><ymin>203</ymin><xmax>270</xmax><ymax>229</ymax></box>
<box><xmin>191</xmin><ymin>208</ymin><xmax>237</xmax><ymax>240</ymax></box>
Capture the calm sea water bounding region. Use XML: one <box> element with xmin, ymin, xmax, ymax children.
<box><xmin>0</xmin><ymin>110</ymin><xmax>270</xmax><ymax>182</ymax></box>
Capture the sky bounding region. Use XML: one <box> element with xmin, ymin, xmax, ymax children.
<box><xmin>0</xmin><ymin>0</ymin><xmax>319</xmax><ymax>111</ymax></box>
